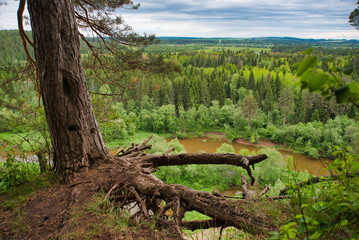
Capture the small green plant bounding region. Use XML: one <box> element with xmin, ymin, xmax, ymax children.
<box><xmin>62</xmin><ymin>191</ymin><xmax>132</xmax><ymax>240</ymax></box>
<box><xmin>268</xmin><ymin>222</ymin><xmax>298</xmax><ymax>240</ymax></box>
<box><xmin>0</xmin><ymin>155</ymin><xmax>40</xmax><ymax>192</ymax></box>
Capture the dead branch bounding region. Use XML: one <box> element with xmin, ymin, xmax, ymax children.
<box><xmin>104</xmin><ymin>183</ymin><xmax>118</xmax><ymax>201</ymax></box>
<box><xmin>165</xmin><ymin>147</ymin><xmax>175</xmax><ymax>155</ymax></box>
<box><xmin>145</xmin><ymin>153</ymin><xmax>267</xmax><ymax>169</ymax></box>
<box><xmin>116</xmin><ymin>135</ymin><xmax>153</xmax><ymax>157</ymax></box>
<box><xmin>257</xmin><ymin>184</ymin><xmax>269</xmax><ymax>198</ymax></box>
<box><xmin>129</xmin><ymin>187</ymin><xmax>150</xmax><ymax>219</ymax></box>
<box><xmin>142</xmin><ymin>153</ymin><xmax>267</xmax><ymax>185</ymax></box>
<box><xmin>240</xmin><ymin>175</ymin><xmax>268</xmax><ymax>199</ymax></box>
<box><xmin>241</xmin><ymin>175</ymin><xmax>253</xmax><ymax>199</ymax></box>
<box><xmin>172</xmin><ymin>197</ymin><xmax>183</xmax><ymax>239</ymax></box>
<box><xmin>106</xmin><ymin>136</ymin><xmax>274</xmax><ymax>236</ymax></box>
<box><xmin>121</xmin><ymin>137</ymin><xmax>271</xmax><ymax>232</ymax></box>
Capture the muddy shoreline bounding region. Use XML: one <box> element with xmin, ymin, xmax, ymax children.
<box><xmin>203</xmin><ymin>131</ymin><xmax>281</xmax><ymax>149</ymax></box>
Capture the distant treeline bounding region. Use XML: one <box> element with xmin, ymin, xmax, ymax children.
<box><xmin>156</xmin><ymin>36</ymin><xmax>359</xmax><ymax>47</ymax></box>
<box><xmin>2</xmin><ymin>30</ymin><xmax>359</xmax><ymax>63</ymax></box>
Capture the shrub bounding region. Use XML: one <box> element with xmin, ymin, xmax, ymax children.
<box><xmin>0</xmin><ymin>155</ymin><xmax>40</xmax><ymax>192</ymax></box>
<box><xmin>216</xmin><ymin>143</ymin><xmax>235</xmax><ymax>153</ymax></box>
<box><xmin>255</xmin><ymin>148</ymin><xmax>287</xmax><ymax>186</ymax></box>
<box><xmin>175</xmin><ymin>131</ymin><xmax>187</xmax><ymax>139</ymax></box>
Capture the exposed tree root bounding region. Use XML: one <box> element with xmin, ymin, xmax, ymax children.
<box><xmin>20</xmin><ymin>135</ymin><xmax>278</xmax><ymax>239</ymax></box>
<box><xmin>108</xmin><ymin>135</ymin><xmax>274</xmax><ymax>236</ymax></box>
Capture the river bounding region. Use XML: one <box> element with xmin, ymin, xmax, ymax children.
<box><xmin>173</xmin><ymin>137</ymin><xmax>330</xmax><ymax>176</ymax></box>
<box><xmin>1</xmin><ymin>136</ymin><xmax>330</xmax><ymax>176</ymax></box>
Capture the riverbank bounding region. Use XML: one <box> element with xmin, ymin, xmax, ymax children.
<box><xmin>201</xmin><ymin>131</ymin><xmax>289</xmax><ymax>151</ymax></box>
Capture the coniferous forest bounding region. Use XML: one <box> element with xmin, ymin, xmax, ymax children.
<box><xmin>1</xmin><ymin>30</ymin><xmax>359</xmax><ymax>159</ymax></box>
<box><xmin>1</xmin><ymin>24</ymin><xmax>359</xmax><ymax>239</ymax></box>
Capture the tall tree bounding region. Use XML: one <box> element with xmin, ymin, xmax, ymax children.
<box><xmin>279</xmin><ymin>86</ymin><xmax>294</xmax><ymax>128</ymax></box>
<box><xmin>241</xmin><ymin>94</ymin><xmax>258</xmax><ymax>130</ymax></box>
<box><xmin>27</xmin><ymin>0</ymin><xmax>110</xmax><ymax>180</ymax></box>
<box><xmin>248</xmin><ymin>70</ymin><xmax>255</xmax><ymax>91</ymax></box>
<box><xmin>302</xmin><ymin>90</ymin><xmax>314</xmax><ymax>122</ymax></box>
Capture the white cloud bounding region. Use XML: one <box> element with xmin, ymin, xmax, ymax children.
<box><xmin>0</xmin><ymin>0</ymin><xmax>30</xmax><ymax>30</ymax></box>
<box><xmin>0</xmin><ymin>0</ymin><xmax>358</xmax><ymax>39</ymax></box>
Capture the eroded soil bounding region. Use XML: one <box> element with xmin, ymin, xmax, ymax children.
<box><xmin>0</xmin><ymin>160</ymin><xmax>181</xmax><ymax>240</ymax></box>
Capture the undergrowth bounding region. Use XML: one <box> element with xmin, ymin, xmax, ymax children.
<box><xmin>60</xmin><ymin>191</ymin><xmax>174</xmax><ymax>240</ymax></box>
<box><xmin>61</xmin><ymin>192</ymin><xmax>128</xmax><ymax>239</ymax></box>
<box><xmin>268</xmin><ymin>145</ymin><xmax>359</xmax><ymax>240</ymax></box>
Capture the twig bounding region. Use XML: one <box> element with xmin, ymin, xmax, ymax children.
<box><xmin>165</xmin><ymin>147</ymin><xmax>175</xmax><ymax>155</ymax></box>
<box><xmin>129</xmin><ymin>187</ymin><xmax>149</xmax><ymax>218</ymax></box>
<box><xmin>181</xmin><ymin>219</ymin><xmax>226</xmax><ymax>231</ymax></box>
<box><xmin>116</xmin><ymin>135</ymin><xmax>153</xmax><ymax>157</ymax></box>
<box><xmin>257</xmin><ymin>184</ymin><xmax>269</xmax><ymax>198</ymax></box>
<box><xmin>104</xmin><ymin>183</ymin><xmax>118</xmax><ymax>201</ymax></box>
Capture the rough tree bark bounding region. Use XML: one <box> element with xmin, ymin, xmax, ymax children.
<box><xmin>22</xmin><ymin>0</ymin><xmax>276</xmax><ymax>238</ymax></box>
<box><xmin>27</xmin><ymin>0</ymin><xmax>109</xmax><ymax>180</ymax></box>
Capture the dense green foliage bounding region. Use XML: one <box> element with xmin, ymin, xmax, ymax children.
<box><xmin>269</xmin><ymin>146</ymin><xmax>359</xmax><ymax>239</ymax></box>
<box><xmin>82</xmin><ymin>43</ymin><xmax>359</xmax><ymax>157</ymax></box>
<box><xmin>0</xmin><ymin>30</ymin><xmax>34</xmax><ymax>64</ymax></box>
<box><xmin>0</xmin><ymin>156</ymin><xmax>40</xmax><ymax>192</ymax></box>
<box><xmin>1</xmin><ymin>30</ymin><xmax>359</xmax><ymax>239</ymax></box>
<box><xmin>1</xmin><ymin>30</ymin><xmax>359</xmax><ymax>158</ymax></box>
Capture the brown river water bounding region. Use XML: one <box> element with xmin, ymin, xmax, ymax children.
<box><xmin>1</xmin><ymin>136</ymin><xmax>330</xmax><ymax>176</ymax></box>
<box><xmin>173</xmin><ymin>137</ymin><xmax>330</xmax><ymax>176</ymax></box>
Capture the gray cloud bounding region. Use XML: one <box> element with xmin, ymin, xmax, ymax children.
<box><xmin>0</xmin><ymin>0</ymin><xmax>358</xmax><ymax>39</ymax></box>
<box><xmin>119</xmin><ymin>0</ymin><xmax>358</xmax><ymax>39</ymax></box>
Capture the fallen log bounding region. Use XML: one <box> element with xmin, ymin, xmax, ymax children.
<box><xmin>108</xmin><ymin>135</ymin><xmax>275</xmax><ymax>236</ymax></box>
<box><xmin>23</xmin><ymin>135</ymin><xmax>275</xmax><ymax>239</ymax></box>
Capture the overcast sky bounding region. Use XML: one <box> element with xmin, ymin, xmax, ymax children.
<box><xmin>0</xmin><ymin>0</ymin><xmax>358</xmax><ymax>39</ymax></box>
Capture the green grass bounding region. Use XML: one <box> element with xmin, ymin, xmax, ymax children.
<box><xmin>61</xmin><ymin>192</ymin><xmax>133</xmax><ymax>240</ymax></box>
<box><xmin>0</xmin><ymin>131</ymin><xmax>46</xmax><ymax>152</ymax></box>
<box><xmin>1</xmin><ymin>182</ymin><xmax>35</xmax><ymax>210</ymax></box>
<box><xmin>0</xmin><ymin>158</ymin><xmax>50</xmax><ymax>196</ymax></box>
<box><xmin>105</xmin><ymin>131</ymin><xmax>173</xmax><ymax>150</ymax></box>
<box><xmin>203</xmin><ymin>46</ymin><xmax>271</xmax><ymax>53</ymax></box>
<box><xmin>183</xmin><ymin>210</ymin><xmax>211</xmax><ymax>221</ymax></box>
<box><xmin>0</xmin><ymin>132</ymin><xmax>18</xmax><ymax>141</ymax></box>
<box><xmin>0</xmin><ymin>170</ymin><xmax>53</xmax><ymax>211</ymax></box>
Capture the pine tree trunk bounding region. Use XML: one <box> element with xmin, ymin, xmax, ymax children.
<box><xmin>27</xmin><ymin>0</ymin><xmax>109</xmax><ymax>181</ymax></box>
